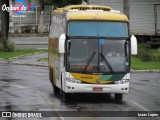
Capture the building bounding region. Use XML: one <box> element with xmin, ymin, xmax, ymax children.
<box><xmin>89</xmin><ymin>0</ymin><xmax>160</xmax><ymax>46</ymax></box>
<box><xmin>9</xmin><ymin>0</ymin><xmax>52</xmax><ymax>33</ymax></box>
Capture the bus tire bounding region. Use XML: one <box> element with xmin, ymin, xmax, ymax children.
<box><xmin>53</xmin><ymin>84</ymin><xmax>60</xmax><ymax>94</ymax></box>
<box><xmin>115</xmin><ymin>94</ymin><xmax>123</xmax><ymax>101</ymax></box>
<box><xmin>49</xmin><ymin>67</ymin><xmax>53</xmax><ymax>83</ymax></box>
<box><xmin>62</xmin><ymin>91</ymin><xmax>71</xmax><ymax>102</ymax></box>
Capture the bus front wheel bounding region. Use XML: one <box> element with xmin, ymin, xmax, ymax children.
<box><xmin>61</xmin><ymin>91</ymin><xmax>71</xmax><ymax>102</ymax></box>
<box><xmin>115</xmin><ymin>94</ymin><xmax>123</xmax><ymax>101</ymax></box>
<box><xmin>52</xmin><ymin>84</ymin><xmax>60</xmax><ymax>94</ymax></box>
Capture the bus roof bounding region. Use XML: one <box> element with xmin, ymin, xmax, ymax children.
<box><xmin>64</xmin><ymin>5</ymin><xmax>112</xmax><ymax>11</ymax></box>
<box><xmin>66</xmin><ymin>11</ymin><xmax>128</xmax><ymax>21</ymax></box>
<box><xmin>53</xmin><ymin>5</ymin><xmax>128</xmax><ymax>22</ymax></box>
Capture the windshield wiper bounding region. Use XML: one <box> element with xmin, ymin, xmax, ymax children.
<box><xmin>99</xmin><ymin>53</ymin><xmax>114</xmax><ymax>73</ymax></box>
<box><xmin>83</xmin><ymin>52</ymin><xmax>96</xmax><ymax>72</ymax></box>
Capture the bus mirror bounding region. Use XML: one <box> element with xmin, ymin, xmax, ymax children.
<box><xmin>131</xmin><ymin>35</ymin><xmax>137</xmax><ymax>55</ymax></box>
<box><xmin>59</xmin><ymin>34</ymin><xmax>66</xmax><ymax>53</ymax></box>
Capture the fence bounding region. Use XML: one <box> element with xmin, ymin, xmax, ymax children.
<box><xmin>9</xmin><ymin>6</ymin><xmax>53</xmax><ymax>33</ymax></box>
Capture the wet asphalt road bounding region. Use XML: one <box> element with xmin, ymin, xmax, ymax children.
<box><xmin>0</xmin><ymin>63</ymin><xmax>160</xmax><ymax>120</ymax></box>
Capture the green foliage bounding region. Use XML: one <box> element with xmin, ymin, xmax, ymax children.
<box><xmin>137</xmin><ymin>43</ymin><xmax>151</xmax><ymax>62</ymax></box>
<box><xmin>0</xmin><ymin>43</ymin><xmax>3</xmax><ymax>51</ymax></box>
<box><xmin>0</xmin><ymin>41</ymin><xmax>15</xmax><ymax>52</ymax></box>
<box><xmin>131</xmin><ymin>56</ymin><xmax>160</xmax><ymax>70</ymax></box>
<box><xmin>38</xmin><ymin>58</ymin><xmax>48</xmax><ymax>61</ymax></box>
<box><xmin>141</xmin><ymin>53</ymin><xmax>152</xmax><ymax>62</ymax></box>
<box><xmin>7</xmin><ymin>41</ymin><xmax>15</xmax><ymax>52</ymax></box>
<box><xmin>137</xmin><ymin>43</ymin><xmax>160</xmax><ymax>62</ymax></box>
<box><xmin>151</xmin><ymin>50</ymin><xmax>160</xmax><ymax>62</ymax></box>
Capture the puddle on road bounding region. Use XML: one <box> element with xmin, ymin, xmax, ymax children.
<box><xmin>132</xmin><ymin>79</ymin><xmax>160</xmax><ymax>87</ymax></box>
<box><xmin>131</xmin><ymin>79</ymin><xmax>150</xmax><ymax>85</ymax></box>
<box><xmin>0</xmin><ymin>79</ymin><xmax>21</xmax><ymax>83</ymax></box>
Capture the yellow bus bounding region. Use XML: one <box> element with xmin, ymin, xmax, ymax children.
<box><xmin>48</xmin><ymin>5</ymin><xmax>137</xmax><ymax>101</ymax></box>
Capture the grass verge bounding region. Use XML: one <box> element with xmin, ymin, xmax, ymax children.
<box><xmin>0</xmin><ymin>49</ymin><xmax>48</xmax><ymax>59</ymax></box>
<box><xmin>38</xmin><ymin>58</ymin><xmax>48</xmax><ymax>62</ymax></box>
<box><xmin>131</xmin><ymin>56</ymin><xmax>160</xmax><ymax>70</ymax></box>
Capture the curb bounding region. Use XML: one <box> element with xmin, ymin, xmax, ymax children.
<box><xmin>9</xmin><ymin>33</ymin><xmax>49</xmax><ymax>38</ymax></box>
<box><xmin>8</xmin><ymin>62</ymin><xmax>48</xmax><ymax>67</ymax></box>
<box><xmin>0</xmin><ymin>52</ymin><xmax>159</xmax><ymax>72</ymax></box>
<box><xmin>0</xmin><ymin>51</ymin><xmax>45</xmax><ymax>61</ymax></box>
<box><xmin>15</xmin><ymin>43</ymin><xmax>48</xmax><ymax>45</ymax></box>
<box><xmin>0</xmin><ymin>60</ymin><xmax>159</xmax><ymax>72</ymax></box>
<box><xmin>131</xmin><ymin>70</ymin><xmax>160</xmax><ymax>73</ymax></box>
<box><xmin>0</xmin><ymin>52</ymin><xmax>48</xmax><ymax>67</ymax></box>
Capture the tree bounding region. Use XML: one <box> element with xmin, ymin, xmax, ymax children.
<box><xmin>44</xmin><ymin>0</ymin><xmax>88</xmax><ymax>7</ymax></box>
<box><xmin>37</xmin><ymin>0</ymin><xmax>88</xmax><ymax>33</ymax></box>
<box><xmin>0</xmin><ymin>0</ymin><xmax>10</xmax><ymax>51</ymax></box>
<box><xmin>38</xmin><ymin>0</ymin><xmax>45</xmax><ymax>33</ymax></box>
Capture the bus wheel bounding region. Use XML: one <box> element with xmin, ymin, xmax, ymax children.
<box><xmin>49</xmin><ymin>67</ymin><xmax>53</xmax><ymax>83</ymax></box>
<box><xmin>53</xmin><ymin>84</ymin><xmax>60</xmax><ymax>94</ymax></box>
<box><xmin>62</xmin><ymin>91</ymin><xmax>71</xmax><ymax>102</ymax></box>
<box><xmin>115</xmin><ymin>94</ymin><xmax>123</xmax><ymax>101</ymax></box>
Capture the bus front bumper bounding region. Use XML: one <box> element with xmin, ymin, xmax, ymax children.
<box><xmin>64</xmin><ymin>81</ymin><xmax>129</xmax><ymax>94</ymax></box>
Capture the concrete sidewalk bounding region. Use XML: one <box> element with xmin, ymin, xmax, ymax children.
<box><xmin>0</xmin><ymin>52</ymin><xmax>48</xmax><ymax>67</ymax></box>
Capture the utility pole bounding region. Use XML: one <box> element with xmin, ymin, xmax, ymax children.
<box><xmin>0</xmin><ymin>0</ymin><xmax>9</xmax><ymax>51</ymax></box>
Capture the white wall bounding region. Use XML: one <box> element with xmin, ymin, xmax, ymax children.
<box><xmin>129</xmin><ymin>0</ymin><xmax>160</xmax><ymax>35</ymax></box>
<box><xmin>89</xmin><ymin>0</ymin><xmax>123</xmax><ymax>12</ymax></box>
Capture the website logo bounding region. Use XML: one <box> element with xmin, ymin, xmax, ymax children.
<box><xmin>2</xmin><ymin>0</ymin><xmax>35</xmax><ymax>15</ymax></box>
<box><xmin>14</xmin><ymin>0</ymin><xmax>27</xmax><ymax>14</ymax></box>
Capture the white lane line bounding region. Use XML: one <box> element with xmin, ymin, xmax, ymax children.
<box><xmin>47</xmin><ymin>101</ymin><xmax>65</xmax><ymax>120</ymax></box>
<box><xmin>131</xmin><ymin>100</ymin><xmax>150</xmax><ymax>111</ymax></box>
<box><xmin>44</xmin><ymin>97</ymin><xmax>65</xmax><ymax>120</ymax></box>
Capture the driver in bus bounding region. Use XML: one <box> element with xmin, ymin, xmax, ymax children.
<box><xmin>106</xmin><ymin>48</ymin><xmax>121</xmax><ymax>57</ymax></box>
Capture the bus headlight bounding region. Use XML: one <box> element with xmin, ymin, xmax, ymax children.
<box><xmin>66</xmin><ymin>78</ymin><xmax>82</xmax><ymax>83</ymax></box>
<box><xmin>114</xmin><ymin>80</ymin><xmax>129</xmax><ymax>84</ymax></box>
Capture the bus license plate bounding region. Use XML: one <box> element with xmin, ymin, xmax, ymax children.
<box><xmin>92</xmin><ymin>87</ymin><xmax>103</xmax><ymax>91</ymax></box>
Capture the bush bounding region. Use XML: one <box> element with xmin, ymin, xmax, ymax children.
<box><xmin>0</xmin><ymin>41</ymin><xmax>15</xmax><ymax>52</ymax></box>
<box><xmin>137</xmin><ymin>43</ymin><xmax>151</xmax><ymax>62</ymax></box>
<box><xmin>7</xmin><ymin>41</ymin><xmax>15</xmax><ymax>52</ymax></box>
<box><xmin>140</xmin><ymin>53</ymin><xmax>152</xmax><ymax>62</ymax></box>
<box><xmin>157</xmin><ymin>56</ymin><xmax>160</xmax><ymax>62</ymax></box>
<box><xmin>0</xmin><ymin>43</ymin><xmax>3</xmax><ymax>51</ymax></box>
<box><xmin>137</xmin><ymin>43</ymin><xmax>160</xmax><ymax>62</ymax></box>
<box><xmin>152</xmin><ymin>52</ymin><xmax>160</xmax><ymax>62</ymax></box>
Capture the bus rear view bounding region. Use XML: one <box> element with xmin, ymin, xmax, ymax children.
<box><xmin>48</xmin><ymin>5</ymin><xmax>137</xmax><ymax>102</ymax></box>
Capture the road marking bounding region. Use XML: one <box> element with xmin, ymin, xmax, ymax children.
<box><xmin>131</xmin><ymin>100</ymin><xmax>150</xmax><ymax>111</ymax></box>
<box><xmin>42</xmin><ymin>95</ymin><xmax>64</xmax><ymax>120</ymax></box>
<box><xmin>47</xmin><ymin>100</ymin><xmax>64</xmax><ymax>120</ymax></box>
<box><xmin>130</xmin><ymin>100</ymin><xmax>160</xmax><ymax>119</ymax></box>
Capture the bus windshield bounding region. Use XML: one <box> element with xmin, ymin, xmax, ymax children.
<box><xmin>68</xmin><ymin>21</ymin><xmax>128</xmax><ymax>37</ymax></box>
<box><xmin>66</xmin><ymin>39</ymin><xmax>130</xmax><ymax>74</ymax></box>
